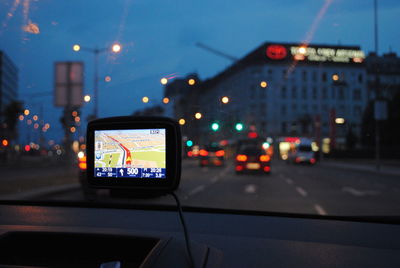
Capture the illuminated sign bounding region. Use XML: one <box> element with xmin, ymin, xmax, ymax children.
<box><xmin>290</xmin><ymin>46</ymin><xmax>365</xmax><ymax>63</ymax></box>
<box><xmin>266</xmin><ymin>45</ymin><xmax>287</xmax><ymax>60</ymax></box>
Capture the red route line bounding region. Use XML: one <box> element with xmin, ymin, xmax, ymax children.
<box><xmin>106</xmin><ymin>135</ymin><xmax>132</xmax><ymax>166</ymax></box>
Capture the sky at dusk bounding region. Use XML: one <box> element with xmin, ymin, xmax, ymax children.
<box><xmin>0</xmin><ymin>0</ymin><xmax>399</xmax><ymax>143</ymax></box>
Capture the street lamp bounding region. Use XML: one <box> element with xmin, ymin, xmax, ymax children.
<box><xmin>142</xmin><ymin>96</ymin><xmax>149</xmax><ymax>103</ymax></box>
<box><xmin>195</xmin><ymin>112</ymin><xmax>202</xmax><ymax>119</ymax></box>
<box><xmin>221</xmin><ymin>96</ymin><xmax>229</xmax><ymax>104</ymax></box>
<box><xmin>160</xmin><ymin>77</ymin><xmax>168</xmax><ymax>85</ymax></box>
<box><xmin>73</xmin><ymin>42</ymin><xmax>122</xmax><ymax>118</ymax></box>
<box><xmin>84</xmin><ymin>95</ymin><xmax>91</xmax><ymax>102</ymax></box>
<box><xmin>260</xmin><ymin>81</ymin><xmax>268</xmax><ymax>88</ymax></box>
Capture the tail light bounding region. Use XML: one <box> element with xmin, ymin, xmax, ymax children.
<box><xmin>215</xmin><ymin>150</ymin><xmax>225</xmax><ymax>157</ymax></box>
<box><xmin>187</xmin><ymin>151</ymin><xmax>193</xmax><ymax>157</ymax></box>
<box><xmin>295</xmin><ymin>157</ymin><xmax>301</xmax><ymax>163</ymax></box>
<box><xmin>201</xmin><ymin>160</ymin><xmax>208</xmax><ymax>165</ymax></box>
<box><xmin>199</xmin><ymin>149</ymin><xmax>209</xmax><ymax>156</ymax></box>
<box><xmin>236</xmin><ymin>165</ymin><xmax>244</xmax><ymax>171</ymax></box>
<box><xmin>310</xmin><ymin>158</ymin><xmax>316</xmax><ymax>164</ymax></box>
<box><xmin>236</xmin><ymin>154</ymin><xmax>248</xmax><ymax>162</ymax></box>
<box><xmin>263</xmin><ymin>166</ymin><xmax>271</xmax><ymax>172</ymax></box>
<box><xmin>259</xmin><ymin>155</ymin><xmax>271</xmax><ymax>162</ymax></box>
<box><xmin>78</xmin><ymin>156</ymin><xmax>87</xmax><ymax>170</ymax></box>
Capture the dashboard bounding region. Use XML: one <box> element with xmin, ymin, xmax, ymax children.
<box><xmin>0</xmin><ymin>202</ymin><xmax>400</xmax><ymax>267</ymax></box>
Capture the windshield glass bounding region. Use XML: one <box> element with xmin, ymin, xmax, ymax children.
<box><xmin>1</xmin><ymin>0</ymin><xmax>400</xmax><ymax>217</ymax></box>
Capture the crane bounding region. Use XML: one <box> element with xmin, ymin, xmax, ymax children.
<box><xmin>195</xmin><ymin>42</ymin><xmax>238</xmax><ymax>62</ymax></box>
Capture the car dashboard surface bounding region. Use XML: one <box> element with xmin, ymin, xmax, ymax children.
<box><xmin>0</xmin><ymin>202</ymin><xmax>399</xmax><ymax>267</ymax></box>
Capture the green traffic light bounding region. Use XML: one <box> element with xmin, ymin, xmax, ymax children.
<box><xmin>235</xmin><ymin>123</ymin><xmax>244</xmax><ymax>131</ymax></box>
<box><xmin>186</xmin><ymin>140</ymin><xmax>193</xmax><ymax>147</ymax></box>
<box><xmin>211</xmin><ymin>122</ymin><xmax>219</xmax><ymax>131</ymax></box>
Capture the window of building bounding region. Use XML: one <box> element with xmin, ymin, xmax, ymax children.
<box><xmin>302</xmin><ymin>70</ymin><xmax>307</xmax><ymax>81</ymax></box>
<box><xmin>281</xmin><ymin>105</ymin><xmax>287</xmax><ymax>115</ymax></box>
<box><xmin>302</xmin><ymin>87</ymin><xmax>307</xmax><ymax>99</ymax></box>
<box><xmin>354</xmin><ymin>106</ymin><xmax>362</xmax><ymax>116</ymax></box>
<box><xmin>281</xmin><ymin>86</ymin><xmax>287</xmax><ymax>98</ymax></box>
<box><xmin>353</xmin><ymin>89</ymin><xmax>361</xmax><ymax>100</ymax></box>
<box><xmin>281</xmin><ymin>122</ymin><xmax>287</xmax><ymax>133</ymax></box>
<box><xmin>312</xmin><ymin>71</ymin><xmax>317</xmax><ymax>82</ymax></box>
<box><xmin>322</xmin><ymin>72</ymin><xmax>327</xmax><ymax>82</ymax></box>
<box><xmin>292</xmin><ymin>86</ymin><xmax>297</xmax><ymax>98</ymax></box>
<box><xmin>358</xmin><ymin>73</ymin><xmax>363</xmax><ymax>83</ymax></box>
<box><xmin>338</xmin><ymin>87</ymin><xmax>345</xmax><ymax>100</ymax></box>
<box><xmin>312</xmin><ymin>87</ymin><xmax>317</xmax><ymax>99</ymax></box>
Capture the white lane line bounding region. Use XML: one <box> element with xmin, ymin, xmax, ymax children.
<box><xmin>211</xmin><ymin>176</ymin><xmax>219</xmax><ymax>183</ymax></box>
<box><xmin>314</xmin><ymin>204</ymin><xmax>327</xmax><ymax>215</ymax></box>
<box><xmin>342</xmin><ymin>187</ymin><xmax>380</xmax><ymax>197</ymax></box>
<box><xmin>244</xmin><ymin>184</ymin><xmax>257</xmax><ymax>194</ymax></box>
<box><xmin>286</xmin><ymin>178</ymin><xmax>293</xmax><ymax>185</ymax></box>
<box><xmin>188</xmin><ymin>185</ymin><xmax>205</xmax><ymax>196</ymax></box>
<box><xmin>296</xmin><ymin>186</ymin><xmax>308</xmax><ymax>197</ymax></box>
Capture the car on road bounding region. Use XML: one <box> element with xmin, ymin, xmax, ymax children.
<box><xmin>288</xmin><ymin>139</ymin><xmax>316</xmax><ymax>165</ymax></box>
<box><xmin>199</xmin><ymin>145</ymin><xmax>225</xmax><ymax>167</ymax></box>
<box><xmin>235</xmin><ymin>146</ymin><xmax>271</xmax><ymax>174</ymax></box>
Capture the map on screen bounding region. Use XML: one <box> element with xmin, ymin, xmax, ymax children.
<box><xmin>94</xmin><ymin>129</ymin><xmax>166</xmax><ymax>178</ymax></box>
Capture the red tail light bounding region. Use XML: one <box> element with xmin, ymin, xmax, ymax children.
<box><xmin>259</xmin><ymin>155</ymin><xmax>271</xmax><ymax>162</ymax></box>
<box><xmin>263</xmin><ymin>166</ymin><xmax>271</xmax><ymax>172</ymax></box>
<box><xmin>215</xmin><ymin>150</ymin><xmax>225</xmax><ymax>157</ymax></box>
<box><xmin>236</xmin><ymin>155</ymin><xmax>248</xmax><ymax>162</ymax></box>
<box><xmin>295</xmin><ymin>157</ymin><xmax>301</xmax><ymax>163</ymax></box>
<box><xmin>310</xmin><ymin>158</ymin><xmax>316</xmax><ymax>164</ymax></box>
<box><xmin>78</xmin><ymin>156</ymin><xmax>87</xmax><ymax>170</ymax></box>
<box><xmin>199</xmin><ymin>149</ymin><xmax>208</xmax><ymax>156</ymax></box>
<box><xmin>236</xmin><ymin>165</ymin><xmax>244</xmax><ymax>171</ymax></box>
<box><xmin>187</xmin><ymin>151</ymin><xmax>193</xmax><ymax>157</ymax></box>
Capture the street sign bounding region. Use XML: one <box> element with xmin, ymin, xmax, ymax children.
<box><xmin>374</xmin><ymin>100</ymin><xmax>388</xmax><ymax>121</ymax></box>
<box><xmin>54</xmin><ymin>62</ymin><xmax>84</xmax><ymax>107</ymax></box>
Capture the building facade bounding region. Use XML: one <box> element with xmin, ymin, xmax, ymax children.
<box><xmin>193</xmin><ymin>42</ymin><xmax>368</xmax><ymax>147</ymax></box>
<box><xmin>0</xmin><ymin>51</ymin><xmax>18</xmax><ymax>123</ymax></box>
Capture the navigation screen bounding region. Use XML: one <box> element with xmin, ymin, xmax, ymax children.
<box><xmin>94</xmin><ymin>129</ymin><xmax>166</xmax><ymax>178</ymax></box>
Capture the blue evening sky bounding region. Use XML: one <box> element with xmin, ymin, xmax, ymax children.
<box><xmin>0</xmin><ymin>0</ymin><xmax>399</xmax><ymax>143</ymax></box>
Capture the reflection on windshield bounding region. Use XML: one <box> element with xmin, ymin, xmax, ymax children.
<box><xmin>0</xmin><ymin>0</ymin><xmax>400</xmax><ymax>216</ymax></box>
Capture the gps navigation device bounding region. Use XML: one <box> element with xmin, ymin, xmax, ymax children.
<box><xmin>86</xmin><ymin>116</ymin><xmax>181</xmax><ymax>195</ymax></box>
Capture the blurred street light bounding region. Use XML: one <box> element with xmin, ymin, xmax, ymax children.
<box><xmin>211</xmin><ymin>122</ymin><xmax>220</xmax><ymax>131</ymax></box>
<box><xmin>72</xmin><ymin>44</ymin><xmax>81</xmax><ymax>51</ymax></box>
<box><xmin>161</xmin><ymin>77</ymin><xmax>168</xmax><ymax>85</ymax></box>
<box><xmin>70</xmin><ymin>127</ymin><xmax>76</xmax><ymax>133</ymax></box>
<box><xmin>179</xmin><ymin>118</ymin><xmax>186</xmax><ymax>125</ymax></box>
<box><xmin>260</xmin><ymin>81</ymin><xmax>268</xmax><ymax>88</ymax></box>
<box><xmin>195</xmin><ymin>112</ymin><xmax>202</xmax><ymax>119</ymax></box>
<box><xmin>33</xmin><ymin>115</ymin><xmax>38</xmax><ymax>121</ymax></box>
<box><xmin>33</xmin><ymin>123</ymin><xmax>39</xmax><ymax>129</ymax></box>
<box><xmin>299</xmin><ymin>46</ymin><xmax>307</xmax><ymax>54</ymax></box>
<box><xmin>235</xmin><ymin>123</ymin><xmax>244</xmax><ymax>131</ymax></box>
<box><xmin>19</xmin><ymin>115</ymin><xmax>24</xmax><ymax>121</ymax></box>
<box><xmin>24</xmin><ymin>109</ymin><xmax>30</xmax><ymax>116</ymax></box>
<box><xmin>72</xmin><ymin>111</ymin><xmax>78</xmax><ymax>117</ymax></box>
<box><xmin>84</xmin><ymin>95</ymin><xmax>91</xmax><ymax>102</ymax></box>
<box><xmin>104</xmin><ymin>76</ymin><xmax>112</xmax><ymax>82</ymax></box>
<box><xmin>163</xmin><ymin>97</ymin><xmax>170</xmax><ymax>104</ymax></box>
<box><xmin>221</xmin><ymin>96</ymin><xmax>229</xmax><ymax>104</ymax></box>
<box><xmin>112</xmin><ymin>43</ymin><xmax>122</xmax><ymax>53</ymax></box>
<box><xmin>188</xmin><ymin>79</ymin><xmax>196</xmax><ymax>86</ymax></box>
<box><xmin>27</xmin><ymin>119</ymin><xmax>32</xmax><ymax>125</ymax></box>
<box><xmin>332</xmin><ymin>74</ymin><xmax>339</xmax><ymax>81</ymax></box>
<box><xmin>2</xmin><ymin>139</ymin><xmax>8</xmax><ymax>146</ymax></box>
<box><xmin>142</xmin><ymin>96</ymin><xmax>149</xmax><ymax>103</ymax></box>
<box><xmin>335</xmin><ymin>118</ymin><xmax>345</xmax><ymax>124</ymax></box>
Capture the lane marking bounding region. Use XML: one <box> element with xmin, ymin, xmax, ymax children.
<box><xmin>314</xmin><ymin>204</ymin><xmax>327</xmax><ymax>215</ymax></box>
<box><xmin>342</xmin><ymin>187</ymin><xmax>380</xmax><ymax>197</ymax></box>
<box><xmin>211</xmin><ymin>176</ymin><xmax>219</xmax><ymax>183</ymax></box>
<box><xmin>244</xmin><ymin>184</ymin><xmax>257</xmax><ymax>194</ymax></box>
<box><xmin>286</xmin><ymin>178</ymin><xmax>293</xmax><ymax>185</ymax></box>
<box><xmin>296</xmin><ymin>186</ymin><xmax>308</xmax><ymax>197</ymax></box>
<box><xmin>188</xmin><ymin>185</ymin><xmax>205</xmax><ymax>196</ymax></box>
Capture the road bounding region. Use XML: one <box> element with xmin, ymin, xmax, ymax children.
<box><xmin>1</xmin><ymin>158</ymin><xmax>400</xmax><ymax>216</ymax></box>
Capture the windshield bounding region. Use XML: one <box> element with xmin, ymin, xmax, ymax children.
<box><xmin>1</xmin><ymin>0</ymin><xmax>400</xmax><ymax>217</ymax></box>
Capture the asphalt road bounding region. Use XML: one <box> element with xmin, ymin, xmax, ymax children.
<box><xmin>1</xmin><ymin>158</ymin><xmax>400</xmax><ymax>216</ymax></box>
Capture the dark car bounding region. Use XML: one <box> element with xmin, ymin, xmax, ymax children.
<box><xmin>199</xmin><ymin>146</ymin><xmax>225</xmax><ymax>167</ymax></box>
<box><xmin>235</xmin><ymin>146</ymin><xmax>271</xmax><ymax>174</ymax></box>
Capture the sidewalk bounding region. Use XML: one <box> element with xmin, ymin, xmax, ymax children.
<box><xmin>320</xmin><ymin>158</ymin><xmax>400</xmax><ymax>176</ymax></box>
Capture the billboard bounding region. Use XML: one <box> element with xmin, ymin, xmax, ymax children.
<box><xmin>54</xmin><ymin>62</ymin><xmax>84</xmax><ymax>107</ymax></box>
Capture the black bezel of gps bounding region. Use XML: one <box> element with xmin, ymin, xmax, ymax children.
<box><xmin>86</xmin><ymin>116</ymin><xmax>181</xmax><ymax>195</ymax></box>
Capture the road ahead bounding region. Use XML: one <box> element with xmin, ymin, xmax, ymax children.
<box><xmin>1</xmin><ymin>158</ymin><xmax>400</xmax><ymax>216</ymax></box>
